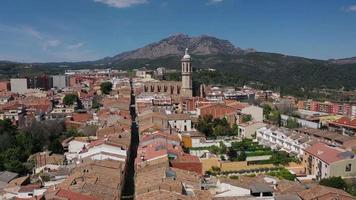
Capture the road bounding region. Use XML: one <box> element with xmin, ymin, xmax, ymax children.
<box><xmin>121</xmin><ymin>79</ymin><xmax>139</xmax><ymax>200</ymax></box>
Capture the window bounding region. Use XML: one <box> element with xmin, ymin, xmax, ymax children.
<box><xmin>346</xmin><ymin>163</ymin><xmax>352</xmax><ymax>172</ymax></box>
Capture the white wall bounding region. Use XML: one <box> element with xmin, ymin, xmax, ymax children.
<box><xmin>169</xmin><ymin>119</ymin><xmax>192</xmax><ymax>132</ymax></box>
<box><xmin>281</xmin><ymin>114</ymin><xmax>320</xmax><ymax>129</ymax></box>
<box><xmin>10</xmin><ymin>78</ymin><xmax>27</xmax><ymax>94</ymax></box>
<box><xmin>78</xmin><ymin>144</ymin><xmax>127</xmax><ymax>161</ymax></box>
<box><xmin>241</xmin><ymin>106</ymin><xmax>263</xmax><ymax>122</ymax></box>
<box><xmin>68</xmin><ymin>140</ymin><xmax>88</xmax><ymax>153</ymax></box>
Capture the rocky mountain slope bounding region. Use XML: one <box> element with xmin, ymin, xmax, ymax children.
<box><xmin>105</xmin><ymin>34</ymin><xmax>254</xmax><ymax>62</ymax></box>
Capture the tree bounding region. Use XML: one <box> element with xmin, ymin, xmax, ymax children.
<box><xmin>269</xmin><ymin>110</ymin><xmax>282</xmax><ymax>126</ymax></box>
<box><xmin>319</xmin><ymin>177</ymin><xmax>347</xmax><ymax>190</ymax></box>
<box><xmin>219</xmin><ymin>141</ymin><xmax>227</xmax><ymax>154</ymax></box>
<box><xmin>92</xmin><ymin>95</ymin><xmax>102</xmax><ymax>109</ymax></box>
<box><xmin>242</xmin><ymin>114</ymin><xmax>252</xmax><ymax>122</ymax></box>
<box><xmin>100</xmin><ymin>82</ymin><xmax>113</xmax><ymax>94</ymax></box>
<box><xmin>263</xmin><ymin>104</ymin><xmax>272</xmax><ymax>119</ymax></box>
<box><xmin>237</xmin><ymin>151</ymin><xmax>246</xmax><ymax>161</ymax></box>
<box><xmin>227</xmin><ymin>147</ymin><xmax>238</xmax><ymax>161</ymax></box>
<box><xmin>267</xmin><ymin>168</ymin><xmax>296</xmax><ymax>181</ymax></box>
<box><xmin>197</xmin><ymin>115</ymin><xmax>214</xmax><ymax>138</ymax></box>
<box><xmin>63</xmin><ymin>94</ymin><xmax>78</xmax><ymax>106</ymax></box>
<box><xmin>48</xmin><ymin>140</ymin><xmax>64</xmax><ymax>154</ymax></box>
<box><xmin>214</xmin><ymin>125</ymin><xmax>228</xmax><ymax>136</ymax></box>
<box><xmin>209</xmin><ymin>145</ymin><xmax>220</xmax><ymax>155</ymax></box>
<box><xmin>230</xmin><ymin>124</ymin><xmax>239</xmax><ymax>136</ymax></box>
<box><xmin>286</xmin><ymin>117</ymin><xmax>299</xmax><ymax>129</ymax></box>
<box><xmin>270</xmin><ymin>151</ymin><xmax>293</xmax><ymax>165</ymax></box>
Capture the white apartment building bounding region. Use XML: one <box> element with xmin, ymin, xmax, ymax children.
<box><xmin>256</xmin><ymin>127</ymin><xmax>311</xmax><ymax>157</ymax></box>
<box><xmin>77</xmin><ymin>139</ymin><xmax>127</xmax><ymax>163</ymax></box>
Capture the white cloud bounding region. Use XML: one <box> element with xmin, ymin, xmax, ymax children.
<box><xmin>0</xmin><ymin>23</ymin><xmax>94</xmax><ymax>62</ymax></box>
<box><xmin>43</xmin><ymin>39</ymin><xmax>61</xmax><ymax>50</ymax></box>
<box><xmin>346</xmin><ymin>4</ymin><xmax>356</xmax><ymax>12</ymax></box>
<box><xmin>67</xmin><ymin>42</ymin><xmax>85</xmax><ymax>50</ymax></box>
<box><xmin>209</xmin><ymin>0</ymin><xmax>224</xmax><ymax>4</ymax></box>
<box><xmin>22</xmin><ymin>26</ymin><xmax>43</xmax><ymax>40</ymax></box>
<box><xmin>48</xmin><ymin>40</ymin><xmax>61</xmax><ymax>47</ymax></box>
<box><xmin>93</xmin><ymin>0</ymin><xmax>147</xmax><ymax>8</ymax></box>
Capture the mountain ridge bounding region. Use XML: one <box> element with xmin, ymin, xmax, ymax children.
<box><xmin>104</xmin><ymin>33</ymin><xmax>255</xmax><ymax>62</ymax></box>
<box><xmin>0</xmin><ymin>33</ymin><xmax>354</xmax><ymax>65</ymax></box>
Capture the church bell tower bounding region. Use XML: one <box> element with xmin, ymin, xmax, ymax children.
<box><xmin>181</xmin><ymin>48</ymin><xmax>193</xmax><ymax>97</ymax></box>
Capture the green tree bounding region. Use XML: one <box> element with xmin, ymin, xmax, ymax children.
<box><xmin>230</xmin><ymin>124</ymin><xmax>239</xmax><ymax>136</ymax></box>
<box><xmin>227</xmin><ymin>147</ymin><xmax>238</xmax><ymax>161</ymax></box>
<box><xmin>319</xmin><ymin>177</ymin><xmax>347</xmax><ymax>190</ymax></box>
<box><xmin>270</xmin><ymin>151</ymin><xmax>293</xmax><ymax>165</ymax></box>
<box><xmin>209</xmin><ymin>145</ymin><xmax>220</xmax><ymax>155</ymax></box>
<box><xmin>267</xmin><ymin>168</ymin><xmax>296</xmax><ymax>181</ymax></box>
<box><xmin>286</xmin><ymin>117</ymin><xmax>299</xmax><ymax>129</ymax></box>
<box><xmin>48</xmin><ymin>137</ymin><xmax>64</xmax><ymax>154</ymax></box>
<box><xmin>100</xmin><ymin>82</ymin><xmax>113</xmax><ymax>94</ymax></box>
<box><xmin>197</xmin><ymin>115</ymin><xmax>214</xmax><ymax>138</ymax></box>
<box><xmin>237</xmin><ymin>151</ymin><xmax>247</xmax><ymax>161</ymax></box>
<box><xmin>219</xmin><ymin>141</ymin><xmax>227</xmax><ymax>154</ymax></box>
<box><xmin>92</xmin><ymin>95</ymin><xmax>102</xmax><ymax>109</ymax></box>
<box><xmin>63</xmin><ymin>93</ymin><xmax>79</xmax><ymax>106</ymax></box>
<box><xmin>269</xmin><ymin>110</ymin><xmax>282</xmax><ymax>126</ymax></box>
<box><xmin>263</xmin><ymin>104</ymin><xmax>272</xmax><ymax>119</ymax></box>
<box><xmin>242</xmin><ymin>114</ymin><xmax>252</xmax><ymax>122</ymax></box>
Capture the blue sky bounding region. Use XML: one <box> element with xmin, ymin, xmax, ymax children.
<box><xmin>0</xmin><ymin>0</ymin><xmax>355</xmax><ymax>62</ymax></box>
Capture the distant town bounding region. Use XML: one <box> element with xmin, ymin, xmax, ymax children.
<box><xmin>0</xmin><ymin>50</ymin><xmax>355</xmax><ymax>200</ymax></box>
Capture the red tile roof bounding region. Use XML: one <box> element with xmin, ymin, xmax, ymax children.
<box><xmin>305</xmin><ymin>142</ymin><xmax>344</xmax><ymax>164</ymax></box>
<box><xmin>199</xmin><ymin>103</ymin><xmax>237</xmax><ymax>119</ymax></box>
<box><xmin>330</xmin><ymin>117</ymin><xmax>356</xmax><ymax>129</ymax></box>
<box><xmin>72</xmin><ymin>113</ymin><xmax>92</xmax><ymax>123</ymax></box>
<box><xmin>56</xmin><ymin>189</ymin><xmax>98</xmax><ymax>200</ymax></box>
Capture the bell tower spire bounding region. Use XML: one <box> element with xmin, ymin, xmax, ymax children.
<box><xmin>181</xmin><ymin>48</ymin><xmax>192</xmax><ymax>97</ymax></box>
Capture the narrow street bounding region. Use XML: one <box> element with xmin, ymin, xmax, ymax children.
<box><xmin>121</xmin><ymin>79</ymin><xmax>139</xmax><ymax>200</ymax></box>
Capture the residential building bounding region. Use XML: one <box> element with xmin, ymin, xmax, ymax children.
<box><xmin>77</xmin><ymin>138</ymin><xmax>128</xmax><ymax>163</ymax></box>
<box><xmin>298</xmin><ymin>100</ymin><xmax>352</xmax><ymax>116</ymax></box>
<box><xmin>239</xmin><ymin>122</ymin><xmax>265</xmax><ymax>139</ymax></box>
<box><xmin>58</xmin><ymin>160</ymin><xmax>124</xmax><ymax>200</ymax></box>
<box><xmin>0</xmin><ymin>81</ymin><xmax>10</xmax><ymax>92</ymax></box>
<box><xmin>52</xmin><ymin>75</ymin><xmax>68</xmax><ymax>89</ymax></box>
<box><xmin>10</xmin><ymin>78</ymin><xmax>28</xmax><ymax>94</ymax></box>
<box><xmin>329</xmin><ymin>117</ymin><xmax>356</xmax><ymax>136</ymax></box>
<box><xmin>303</xmin><ymin>142</ymin><xmax>356</xmax><ymax>180</ymax></box>
<box><xmin>168</xmin><ymin>113</ymin><xmax>193</xmax><ymax>132</ymax></box>
<box><xmin>240</xmin><ymin>105</ymin><xmax>263</xmax><ymax>122</ymax></box>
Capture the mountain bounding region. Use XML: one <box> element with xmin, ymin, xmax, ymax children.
<box><xmin>0</xmin><ymin>34</ymin><xmax>355</xmax><ymax>98</ymax></box>
<box><xmin>330</xmin><ymin>57</ymin><xmax>356</xmax><ymax>65</ymax></box>
<box><xmin>104</xmin><ymin>34</ymin><xmax>254</xmax><ymax>62</ymax></box>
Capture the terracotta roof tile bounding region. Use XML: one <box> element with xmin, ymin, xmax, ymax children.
<box><xmin>305</xmin><ymin>142</ymin><xmax>344</xmax><ymax>164</ymax></box>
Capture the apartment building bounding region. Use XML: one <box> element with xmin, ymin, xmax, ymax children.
<box><xmin>298</xmin><ymin>100</ymin><xmax>353</xmax><ymax>116</ymax></box>
<box><xmin>256</xmin><ymin>127</ymin><xmax>310</xmax><ymax>157</ymax></box>
<box><xmin>303</xmin><ymin>142</ymin><xmax>356</xmax><ymax>180</ymax></box>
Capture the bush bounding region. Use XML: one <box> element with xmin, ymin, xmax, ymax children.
<box><xmin>230</xmin><ymin>175</ymin><xmax>239</xmax><ymax>179</ymax></box>
<box><xmin>267</xmin><ymin>168</ymin><xmax>295</xmax><ymax>181</ymax></box>
<box><xmin>319</xmin><ymin>177</ymin><xmax>347</xmax><ymax>190</ymax></box>
<box><xmin>100</xmin><ymin>82</ymin><xmax>113</xmax><ymax>94</ymax></box>
<box><xmin>63</xmin><ymin>94</ymin><xmax>78</xmax><ymax>106</ymax></box>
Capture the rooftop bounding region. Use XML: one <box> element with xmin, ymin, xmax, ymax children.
<box><xmin>305</xmin><ymin>142</ymin><xmax>348</xmax><ymax>164</ymax></box>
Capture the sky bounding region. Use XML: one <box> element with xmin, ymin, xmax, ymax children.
<box><xmin>0</xmin><ymin>0</ymin><xmax>355</xmax><ymax>62</ymax></box>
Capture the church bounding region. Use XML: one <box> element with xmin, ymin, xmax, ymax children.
<box><xmin>141</xmin><ymin>48</ymin><xmax>193</xmax><ymax>99</ymax></box>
